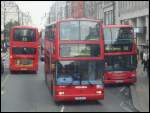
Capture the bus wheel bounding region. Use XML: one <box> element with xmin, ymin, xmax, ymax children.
<box><xmin>54</xmin><ymin>100</ymin><xmax>61</xmax><ymax>105</ymax></box>
<box><xmin>50</xmin><ymin>83</ymin><xmax>53</xmax><ymax>96</ymax></box>
<box><xmin>10</xmin><ymin>70</ymin><xmax>14</xmax><ymax>74</ymax></box>
<box><xmin>32</xmin><ymin>71</ymin><xmax>37</xmax><ymax>74</ymax></box>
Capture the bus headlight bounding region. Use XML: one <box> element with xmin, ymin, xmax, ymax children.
<box><xmin>96</xmin><ymin>91</ymin><xmax>102</xmax><ymax>94</ymax></box>
<box><xmin>58</xmin><ymin>91</ymin><xmax>64</xmax><ymax>95</ymax></box>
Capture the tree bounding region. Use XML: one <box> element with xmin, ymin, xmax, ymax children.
<box><xmin>5</xmin><ymin>20</ymin><xmax>20</xmax><ymax>40</ymax></box>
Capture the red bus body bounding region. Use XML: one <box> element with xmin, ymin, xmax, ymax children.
<box><xmin>103</xmin><ymin>25</ymin><xmax>137</xmax><ymax>84</ymax></box>
<box><xmin>44</xmin><ymin>18</ymin><xmax>104</xmax><ymax>102</ymax></box>
<box><xmin>9</xmin><ymin>26</ymin><xmax>39</xmax><ymax>72</ymax></box>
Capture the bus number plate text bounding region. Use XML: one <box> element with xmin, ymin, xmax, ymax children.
<box><xmin>75</xmin><ymin>97</ymin><xmax>86</xmax><ymax>100</ymax></box>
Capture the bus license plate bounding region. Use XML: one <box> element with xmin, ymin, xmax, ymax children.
<box><xmin>75</xmin><ymin>97</ymin><xmax>86</xmax><ymax>100</ymax></box>
<box><xmin>115</xmin><ymin>80</ymin><xmax>123</xmax><ymax>83</ymax></box>
<box><xmin>21</xmin><ymin>68</ymin><xmax>27</xmax><ymax>70</ymax></box>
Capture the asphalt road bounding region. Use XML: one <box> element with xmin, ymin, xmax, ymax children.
<box><xmin>1</xmin><ymin>59</ymin><xmax>138</xmax><ymax>112</ymax></box>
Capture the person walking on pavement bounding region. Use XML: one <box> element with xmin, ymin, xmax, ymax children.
<box><xmin>140</xmin><ymin>49</ymin><xmax>144</xmax><ymax>64</ymax></box>
<box><xmin>143</xmin><ymin>50</ymin><xmax>148</xmax><ymax>72</ymax></box>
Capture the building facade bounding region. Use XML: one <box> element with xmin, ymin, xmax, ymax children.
<box><xmin>118</xmin><ymin>1</ymin><xmax>149</xmax><ymax>47</ymax></box>
<box><xmin>48</xmin><ymin>1</ymin><xmax>149</xmax><ymax>47</ymax></box>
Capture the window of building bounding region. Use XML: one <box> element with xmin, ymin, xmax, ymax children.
<box><xmin>104</xmin><ymin>10</ymin><xmax>114</xmax><ymax>25</ymax></box>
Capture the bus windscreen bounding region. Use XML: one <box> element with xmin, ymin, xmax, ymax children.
<box><xmin>104</xmin><ymin>55</ymin><xmax>137</xmax><ymax>71</ymax></box>
<box><xmin>56</xmin><ymin>60</ymin><xmax>103</xmax><ymax>85</ymax></box>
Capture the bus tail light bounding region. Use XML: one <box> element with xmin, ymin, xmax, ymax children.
<box><xmin>96</xmin><ymin>91</ymin><xmax>102</xmax><ymax>94</ymax></box>
<box><xmin>58</xmin><ymin>91</ymin><xmax>64</xmax><ymax>95</ymax></box>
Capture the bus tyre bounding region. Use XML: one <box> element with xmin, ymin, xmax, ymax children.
<box><xmin>54</xmin><ymin>100</ymin><xmax>60</xmax><ymax>105</ymax></box>
<box><xmin>50</xmin><ymin>83</ymin><xmax>53</xmax><ymax>96</ymax></box>
<box><xmin>33</xmin><ymin>71</ymin><xmax>37</xmax><ymax>74</ymax></box>
<box><xmin>10</xmin><ymin>70</ymin><xmax>14</xmax><ymax>74</ymax></box>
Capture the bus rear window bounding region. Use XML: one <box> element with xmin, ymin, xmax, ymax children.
<box><xmin>14</xmin><ymin>29</ymin><xmax>36</xmax><ymax>42</ymax></box>
<box><xmin>12</xmin><ymin>47</ymin><xmax>36</xmax><ymax>55</ymax></box>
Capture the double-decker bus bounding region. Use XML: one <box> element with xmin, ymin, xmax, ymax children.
<box><xmin>39</xmin><ymin>29</ymin><xmax>45</xmax><ymax>61</ymax></box>
<box><xmin>9</xmin><ymin>26</ymin><xmax>39</xmax><ymax>73</ymax></box>
<box><xmin>44</xmin><ymin>18</ymin><xmax>104</xmax><ymax>102</ymax></box>
<box><xmin>103</xmin><ymin>25</ymin><xmax>137</xmax><ymax>84</ymax></box>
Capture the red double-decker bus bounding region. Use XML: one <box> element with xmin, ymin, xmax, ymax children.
<box><xmin>103</xmin><ymin>25</ymin><xmax>137</xmax><ymax>84</ymax></box>
<box><xmin>44</xmin><ymin>18</ymin><xmax>104</xmax><ymax>102</ymax></box>
<box><xmin>9</xmin><ymin>26</ymin><xmax>39</xmax><ymax>73</ymax></box>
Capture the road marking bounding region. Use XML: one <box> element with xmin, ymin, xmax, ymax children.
<box><xmin>1</xmin><ymin>74</ymin><xmax>10</xmax><ymax>88</ymax></box>
<box><xmin>1</xmin><ymin>90</ymin><xmax>5</xmax><ymax>95</ymax></box>
<box><xmin>120</xmin><ymin>102</ymin><xmax>132</xmax><ymax>112</ymax></box>
<box><xmin>60</xmin><ymin>105</ymin><xmax>65</xmax><ymax>112</ymax></box>
<box><xmin>120</xmin><ymin>87</ymin><xmax>126</xmax><ymax>92</ymax></box>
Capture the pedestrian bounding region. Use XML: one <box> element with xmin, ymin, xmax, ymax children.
<box><xmin>146</xmin><ymin>59</ymin><xmax>149</xmax><ymax>78</ymax></box>
<box><xmin>140</xmin><ymin>50</ymin><xmax>144</xmax><ymax>64</ymax></box>
<box><xmin>137</xmin><ymin>48</ymin><xmax>140</xmax><ymax>63</ymax></box>
<box><xmin>143</xmin><ymin>51</ymin><xmax>148</xmax><ymax>72</ymax></box>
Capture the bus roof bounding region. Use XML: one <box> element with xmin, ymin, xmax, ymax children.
<box><xmin>103</xmin><ymin>24</ymin><xmax>132</xmax><ymax>28</ymax></box>
<box><xmin>45</xmin><ymin>18</ymin><xmax>102</xmax><ymax>27</ymax></box>
<box><xmin>12</xmin><ymin>26</ymin><xmax>38</xmax><ymax>29</ymax></box>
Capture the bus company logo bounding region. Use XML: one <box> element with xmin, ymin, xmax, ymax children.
<box><xmin>75</xmin><ymin>86</ymin><xmax>87</xmax><ymax>89</ymax></box>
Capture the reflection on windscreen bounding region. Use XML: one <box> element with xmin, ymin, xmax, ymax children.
<box><xmin>60</xmin><ymin>44</ymin><xmax>100</xmax><ymax>57</ymax></box>
<box><xmin>60</xmin><ymin>21</ymin><xmax>100</xmax><ymax>40</ymax></box>
<box><xmin>14</xmin><ymin>29</ymin><xmax>36</xmax><ymax>42</ymax></box>
<box><xmin>104</xmin><ymin>55</ymin><xmax>137</xmax><ymax>71</ymax></box>
<box><xmin>104</xmin><ymin>27</ymin><xmax>133</xmax><ymax>52</ymax></box>
<box><xmin>56</xmin><ymin>61</ymin><xmax>104</xmax><ymax>85</ymax></box>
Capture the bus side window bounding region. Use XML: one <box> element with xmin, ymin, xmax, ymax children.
<box><xmin>47</xmin><ymin>25</ymin><xmax>55</xmax><ymax>41</ymax></box>
<box><xmin>51</xmin><ymin>25</ymin><xmax>55</xmax><ymax>40</ymax></box>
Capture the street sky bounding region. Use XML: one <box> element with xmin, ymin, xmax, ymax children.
<box><xmin>15</xmin><ymin>1</ymin><xmax>55</xmax><ymax>30</ymax></box>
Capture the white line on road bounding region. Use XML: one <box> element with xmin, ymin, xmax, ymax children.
<box><xmin>120</xmin><ymin>87</ymin><xmax>126</xmax><ymax>92</ymax></box>
<box><xmin>1</xmin><ymin>74</ymin><xmax>10</xmax><ymax>88</ymax></box>
<box><xmin>120</xmin><ymin>102</ymin><xmax>132</xmax><ymax>112</ymax></box>
<box><xmin>1</xmin><ymin>90</ymin><xmax>5</xmax><ymax>95</ymax></box>
<box><xmin>60</xmin><ymin>105</ymin><xmax>65</xmax><ymax>112</ymax></box>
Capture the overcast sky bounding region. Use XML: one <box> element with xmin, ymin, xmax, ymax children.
<box><xmin>15</xmin><ymin>1</ymin><xmax>55</xmax><ymax>29</ymax></box>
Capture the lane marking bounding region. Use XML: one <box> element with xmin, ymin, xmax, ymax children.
<box><xmin>120</xmin><ymin>102</ymin><xmax>132</xmax><ymax>112</ymax></box>
<box><xmin>1</xmin><ymin>90</ymin><xmax>5</xmax><ymax>95</ymax></box>
<box><xmin>60</xmin><ymin>105</ymin><xmax>65</xmax><ymax>112</ymax></box>
<box><xmin>120</xmin><ymin>87</ymin><xmax>126</xmax><ymax>92</ymax></box>
<box><xmin>1</xmin><ymin>74</ymin><xmax>10</xmax><ymax>88</ymax></box>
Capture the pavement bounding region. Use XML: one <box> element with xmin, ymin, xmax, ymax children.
<box><xmin>130</xmin><ymin>61</ymin><xmax>149</xmax><ymax>112</ymax></box>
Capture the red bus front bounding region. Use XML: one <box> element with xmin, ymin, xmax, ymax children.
<box><xmin>44</xmin><ymin>19</ymin><xmax>104</xmax><ymax>102</ymax></box>
<box><xmin>9</xmin><ymin>26</ymin><xmax>39</xmax><ymax>73</ymax></box>
<box><xmin>103</xmin><ymin>25</ymin><xmax>137</xmax><ymax>84</ymax></box>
